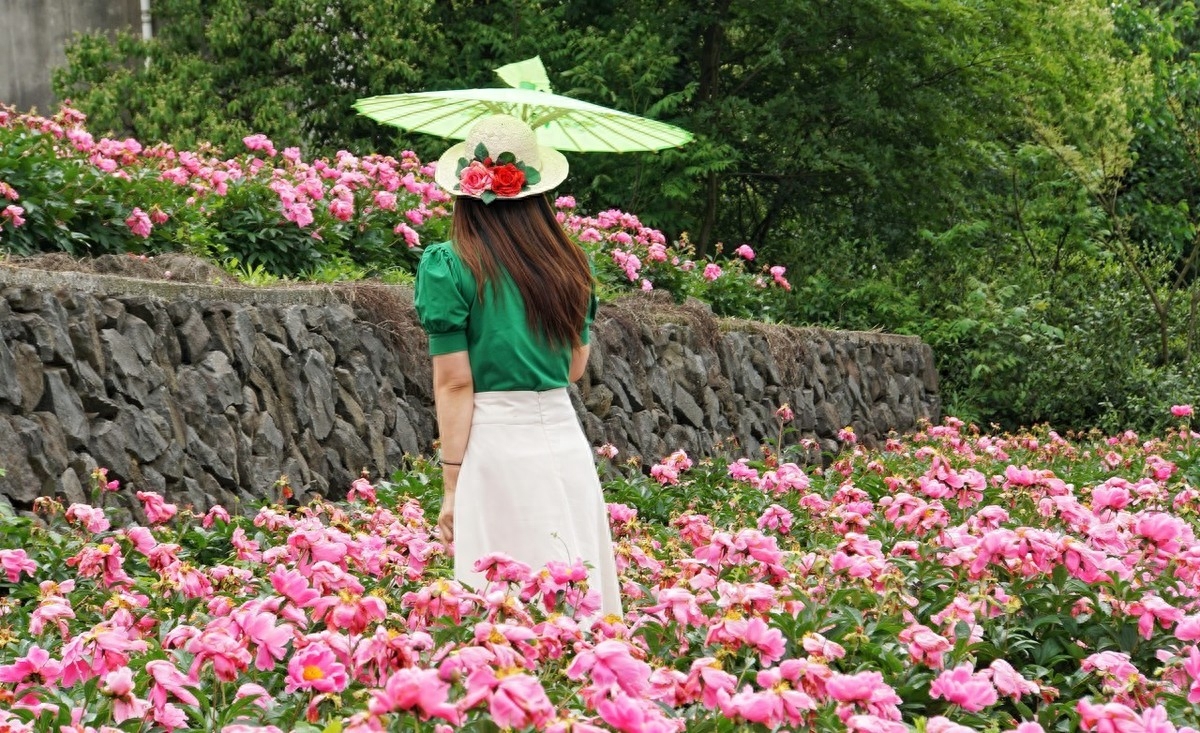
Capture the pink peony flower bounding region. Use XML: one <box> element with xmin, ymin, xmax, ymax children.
<box><xmin>703</xmin><ymin>262</ymin><xmax>723</xmax><ymax>281</ymax></box>
<box><xmin>136</xmin><ymin>491</ymin><xmax>177</xmax><ymax>524</ymax></box>
<box><xmin>101</xmin><ymin>666</ymin><xmax>150</xmax><ymax>723</ymax></box>
<box><xmin>770</xmin><ymin>264</ymin><xmax>792</xmax><ymax>290</ymax></box>
<box><xmin>243</xmin><ymin>133</ymin><xmax>277</xmax><ymax>157</ymax></box>
<box><xmin>348</xmin><ymin>476</ymin><xmax>377</xmax><ymax>503</ymax></box>
<box><xmin>374</xmin><ymin>190</ymin><xmax>397</xmax><ymax>211</ymax></box>
<box><xmin>489</xmin><ymin>673</ymin><xmax>555</xmax><ymax>730</ymax></box>
<box><xmin>1076</xmin><ymin>699</ymin><xmax>1140</xmax><ymax>732</ymax></box>
<box><xmin>125</xmin><ymin>207</ymin><xmax>152</xmax><ymax>238</ymax></box>
<box><xmin>285</xmin><ymin>643</ymin><xmax>348</xmax><ymax>694</ymax></box>
<box><xmin>202</xmin><ymin>505</ymin><xmax>231</xmax><ymax>528</ymax></box>
<box><xmin>988</xmin><ymin>659</ymin><xmax>1039</xmax><ymax>699</ymax></box>
<box><xmin>0</xmin><ymin>548</ymin><xmax>37</xmax><ymax>582</ymax></box>
<box><xmin>329</xmin><ymin>197</ymin><xmax>355</xmax><ymax>221</ymax></box>
<box><xmin>0</xmin><ymin>643</ymin><xmax>63</xmax><ymax>685</ymax></box>
<box><xmin>1</xmin><ymin>204</ymin><xmax>24</xmax><ymax>227</ymax></box>
<box><xmin>595</xmin><ymin>444</ymin><xmax>619</xmax><ymax>459</ymax></box>
<box><xmin>734</xmin><ymin>244</ymin><xmax>755</xmax><ymax>259</ymax></box>
<box><xmin>394</xmin><ymin>222</ymin><xmax>420</xmax><ymax>247</ymax></box>
<box><xmin>145</xmin><ymin>659</ymin><xmax>199</xmax><ymax>708</ymax></box>
<box><xmin>930</xmin><ymin>664</ymin><xmax>998</xmax><ymax>712</ymax></box>
<box><xmin>566</xmin><ymin>640</ymin><xmax>652</xmax><ymax>698</ymax></box>
<box><xmin>368</xmin><ymin>667</ymin><xmax>460</xmax><ymax>724</ymax></box>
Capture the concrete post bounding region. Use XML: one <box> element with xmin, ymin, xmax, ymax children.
<box><xmin>0</xmin><ymin>0</ymin><xmax>144</xmax><ymax>113</ymax></box>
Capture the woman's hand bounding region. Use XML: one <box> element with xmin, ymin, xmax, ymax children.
<box><xmin>438</xmin><ymin>465</ymin><xmax>460</xmax><ymax>544</ymax></box>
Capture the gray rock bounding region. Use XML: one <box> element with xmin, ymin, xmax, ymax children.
<box><xmin>648</xmin><ymin>368</ymin><xmax>675</xmax><ymax>414</ymax></box>
<box><xmin>393</xmin><ymin>401</ymin><xmax>421</xmax><ymax>455</ymax></box>
<box><xmin>283</xmin><ymin>306</ymin><xmax>314</xmax><ymax>352</ymax></box>
<box><xmin>42</xmin><ymin>368</ymin><xmax>90</xmax><ymax>448</ymax></box>
<box><xmin>603</xmin><ymin>356</ymin><xmax>642</xmax><ymax>411</ymax></box>
<box><xmin>16</xmin><ymin>311</ymin><xmax>75</xmax><ymax>364</ymax></box>
<box><xmin>328</xmin><ymin>418</ymin><xmax>371</xmax><ymax>485</ymax></box>
<box><xmin>177</xmin><ymin>311</ymin><xmax>211</xmax><ymax>363</ymax></box>
<box><xmin>0</xmin><ymin>338</ymin><xmax>22</xmax><ymax>408</ymax></box>
<box><xmin>115</xmin><ymin>406</ymin><xmax>170</xmax><ymax>464</ymax></box>
<box><xmin>20</xmin><ymin>413</ymin><xmax>69</xmax><ymax>485</ymax></box>
<box><xmin>123</xmin><ymin>315</ymin><xmax>157</xmax><ymax>364</ymax></box>
<box><xmin>199</xmin><ymin>350</ymin><xmax>243</xmax><ymax>412</ymax></box>
<box><xmin>228</xmin><ymin>309</ymin><xmax>260</xmax><ymax>375</ymax></box>
<box><xmin>59</xmin><ymin>467</ymin><xmax>85</xmax><ymax>504</ymax></box>
<box><xmin>13</xmin><ymin>343</ymin><xmax>44</xmax><ymax>413</ymax></box>
<box><xmin>335</xmin><ymin>383</ymin><xmax>368</xmax><ymax>436</ymax></box>
<box><xmin>673</xmin><ymin>383</ymin><xmax>705</xmax><ymax>428</ymax></box>
<box><xmin>96</xmin><ymin>296</ymin><xmax>123</xmax><ymax>328</ymax></box>
<box><xmin>742</xmin><ymin>365</ymin><xmax>766</xmax><ymax>402</ymax></box>
<box><xmin>253</xmin><ymin>412</ymin><xmax>286</xmax><ymax>456</ymax></box>
<box><xmin>663</xmin><ymin>424</ymin><xmax>698</xmax><ymax>454</ymax></box>
<box><xmin>87</xmin><ymin>419</ymin><xmax>134</xmax><ymax>485</ymax></box>
<box><xmin>152</xmin><ymin>442</ymin><xmax>186</xmax><ymax>481</ymax></box>
<box><xmin>584</xmin><ymin>383</ymin><xmax>614</xmax><ymax>418</ymax></box>
<box><xmin>300</xmin><ymin>349</ymin><xmax>335</xmax><ymax>440</ymax></box>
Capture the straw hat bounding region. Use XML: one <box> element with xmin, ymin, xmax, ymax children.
<box><xmin>434</xmin><ymin>114</ymin><xmax>569</xmax><ymax>202</ymax></box>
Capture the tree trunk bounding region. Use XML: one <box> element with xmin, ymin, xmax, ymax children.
<box><xmin>695</xmin><ymin>0</ymin><xmax>731</xmax><ymax>259</ymax></box>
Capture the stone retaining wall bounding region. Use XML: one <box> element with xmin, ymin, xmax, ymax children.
<box><xmin>0</xmin><ymin>265</ymin><xmax>939</xmax><ymax>512</ymax></box>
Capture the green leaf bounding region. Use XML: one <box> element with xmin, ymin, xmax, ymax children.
<box><xmin>474</xmin><ymin>142</ymin><xmax>489</xmax><ymax>161</ymax></box>
<box><xmin>496</xmin><ymin>151</ymin><xmax>516</xmax><ymax>165</ymax></box>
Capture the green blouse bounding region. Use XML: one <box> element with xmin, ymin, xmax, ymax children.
<box><xmin>413</xmin><ymin>241</ymin><xmax>597</xmax><ymax>393</ymax></box>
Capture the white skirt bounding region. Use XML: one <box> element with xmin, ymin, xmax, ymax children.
<box><xmin>454</xmin><ymin>388</ymin><xmax>623</xmax><ymax>617</ymax></box>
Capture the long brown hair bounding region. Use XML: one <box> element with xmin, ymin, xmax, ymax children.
<box><xmin>451</xmin><ymin>195</ymin><xmax>593</xmax><ymax>348</ymax></box>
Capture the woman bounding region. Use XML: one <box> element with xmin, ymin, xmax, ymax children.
<box><xmin>413</xmin><ymin>114</ymin><xmax>622</xmax><ymax>616</ymax></box>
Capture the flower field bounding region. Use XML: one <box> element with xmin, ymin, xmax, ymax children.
<box><xmin>0</xmin><ymin>104</ymin><xmax>791</xmax><ymax>322</ymax></box>
<box><xmin>3</xmin><ymin>414</ymin><xmax>1200</xmax><ymax>732</ymax></box>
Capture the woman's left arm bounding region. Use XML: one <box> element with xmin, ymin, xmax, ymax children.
<box><xmin>433</xmin><ymin>351</ymin><xmax>473</xmax><ymax>543</ymax></box>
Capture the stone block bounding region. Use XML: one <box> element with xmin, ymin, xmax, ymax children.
<box><xmin>177</xmin><ymin>310</ymin><xmax>211</xmax><ymax>363</ymax></box>
<box><xmin>673</xmin><ymin>383</ymin><xmax>705</xmax><ymax>428</ymax></box>
<box><xmin>41</xmin><ymin>368</ymin><xmax>89</xmax><ymax>449</ymax></box>
<box><xmin>299</xmin><ymin>349</ymin><xmax>335</xmax><ymax>441</ymax></box>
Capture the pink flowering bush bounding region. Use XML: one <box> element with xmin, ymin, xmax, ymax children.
<box><xmin>4</xmin><ymin>410</ymin><xmax>1200</xmax><ymax>730</ymax></box>
<box><xmin>0</xmin><ymin>104</ymin><xmax>791</xmax><ymax>320</ymax></box>
<box><xmin>0</xmin><ymin>104</ymin><xmax>450</xmax><ymax>277</ymax></box>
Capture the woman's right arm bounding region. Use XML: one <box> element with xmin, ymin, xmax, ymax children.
<box><xmin>569</xmin><ymin>344</ymin><xmax>590</xmax><ymax>382</ymax></box>
<box><xmin>433</xmin><ymin>351</ymin><xmax>473</xmax><ymax>544</ymax></box>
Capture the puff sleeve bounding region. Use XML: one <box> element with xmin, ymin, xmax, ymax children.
<box><xmin>414</xmin><ymin>243</ymin><xmax>471</xmax><ymax>355</ymax></box>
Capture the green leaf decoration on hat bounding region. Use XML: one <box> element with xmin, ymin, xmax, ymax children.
<box><xmin>496</xmin><ymin>152</ymin><xmax>516</xmax><ymax>165</ymax></box>
<box><xmin>474</xmin><ymin>142</ymin><xmax>489</xmax><ymax>161</ymax></box>
<box><xmin>480</xmin><ymin>190</ymin><xmax>497</xmax><ymax>204</ymax></box>
<box><xmin>521</xmin><ymin>164</ymin><xmax>541</xmax><ymax>186</ymax></box>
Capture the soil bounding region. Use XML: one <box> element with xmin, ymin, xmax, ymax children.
<box><xmin>1</xmin><ymin>252</ymin><xmax>240</xmax><ymax>285</ymax></box>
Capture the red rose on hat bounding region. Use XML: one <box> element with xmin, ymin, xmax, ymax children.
<box><xmin>490</xmin><ymin>163</ymin><xmax>526</xmax><ymax>197</ymax></box>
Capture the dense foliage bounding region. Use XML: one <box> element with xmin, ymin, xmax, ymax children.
<box><xmin>4</xmin><ymin>412</ymin><xmax>1200</xmax><ymax>731</ymax></box>
<box><xmin>41</xmin><ymin>0</ymin><xmax>1200</xmax><ymax>431</ymax></box>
